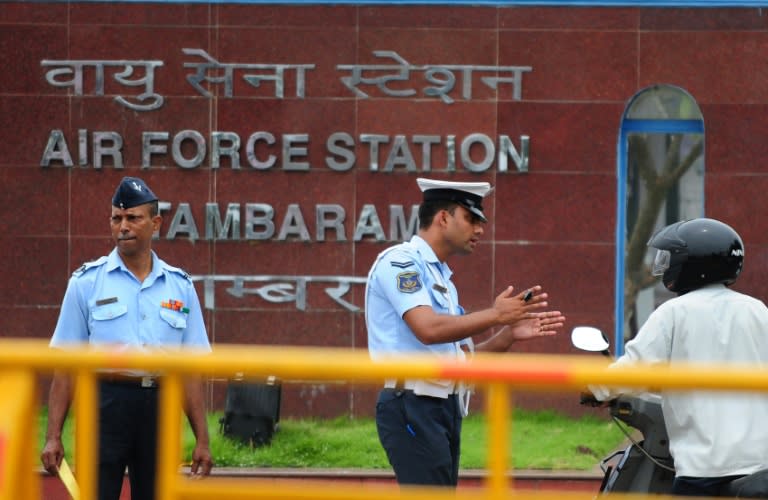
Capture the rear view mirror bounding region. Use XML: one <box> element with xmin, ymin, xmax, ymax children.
<box><xmin>571</xmin><ymin>326</ymin><xmax>610</xmax><ymax>353</ymax></box>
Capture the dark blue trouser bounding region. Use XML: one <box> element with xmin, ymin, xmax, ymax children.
<box><xmin>375</xmin><ymin>388</ymin><xmax>462</xmax><ymax>486</ymax></box>
<box><xmin>98</xmin><ymin>381</ymin><xmax>159</xmax><ymax>500</ymax></box>
<box><xmin>672</xmin><ymin>475</ymin><xmax>744</xmax><ymax>497</ymax></box>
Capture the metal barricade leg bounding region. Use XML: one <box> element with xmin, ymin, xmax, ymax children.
<box><xmin>0</xmin><ymin>370</ymin><xmax>39</xmax><ymax>500</ymax></box>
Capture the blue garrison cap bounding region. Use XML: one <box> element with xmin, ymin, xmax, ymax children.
<box><xmin>111</xmin><ymin>177</ymin><xmax>158</xmax><ymax>209</ymax></box>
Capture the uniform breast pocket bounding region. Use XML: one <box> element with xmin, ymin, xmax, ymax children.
<box><xmin>157</xmin><ymin>309</ymin><xmax>187</xmax><ymax>344</ymax></box>
<box><xmin>90</xmin><ymin>303</ymin><xmax>129</xmax><ymax>341</ymax></box>
<box><xmin>159</xmin><ymin>309</ymin><xmax>187</xmax><ymax>329</ymax></box>
<box><xmin>429</xmin><ymin>286</ymin><xmax>450</xmax><ymax>313</ymax></box>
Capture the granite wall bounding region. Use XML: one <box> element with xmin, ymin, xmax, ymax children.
<box><xmin>2</xmin><ymin>3</ymin><xmax>768</xmax><ymax>417</ymax></box>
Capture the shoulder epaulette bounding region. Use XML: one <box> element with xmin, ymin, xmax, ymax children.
<box><xmin>380</xmin><ymin>242</ymin><xmax>419</xmax><ymax>269</ymax></box>
<box><xmin>163</xmin><ymin>263</ymin><xmax>192</xmax><ymax>282</ymax></box>
<box><xmin>72</xmin><ymin>256</ymin><xmax>108</xmax><ymax>277</ymax></box>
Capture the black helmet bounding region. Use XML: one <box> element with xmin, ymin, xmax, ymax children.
<box><xmin>647</xmin><ymin>218</ymin><xmax>744</xmax><ymax>294</ymax></box>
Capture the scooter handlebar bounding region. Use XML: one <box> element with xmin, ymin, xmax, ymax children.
<box><xmin>579</xmin><ymin>391</ymin><xmax>604</xmax><ymax>407</ymax></box>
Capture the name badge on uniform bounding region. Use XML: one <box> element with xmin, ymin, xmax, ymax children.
<box><xmin>95</xmin><ymin>297</ymin><xmax>118</xmax><ymax>306</ymax></box>
<box><xmin>397</xmin><ymin>271</ymin><xmax>422</xmax><ymax>293</ymax></box>
<box><xmin>432</xmin><ymin>284</ymin><xmax>448</xmax><ymax>294</ymax></box>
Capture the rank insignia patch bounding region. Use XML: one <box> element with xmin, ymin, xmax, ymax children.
<box><xmin>390</xmin><ymin>261</ymin><xmax>414</xmax><ymax>269</ymax></box>
<box><xmin>397</xmin><ymin>271</ymin><xmax>422</xmax><ymax>293</ymax></box>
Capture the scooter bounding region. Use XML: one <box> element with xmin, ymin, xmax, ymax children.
<box><xmin>571</xmin><ymin>326</ymin><xmax>675</xmax><ymax>494</ymax></box>
<box><xmin>571</xmin><ymin>326</ymin><xmax>768</xmax><ymax>498</ymax></box>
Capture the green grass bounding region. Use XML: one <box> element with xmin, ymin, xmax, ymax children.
<box><xmin>42</xmin><ymin>408</ymin><xmax>625</xmax><ymax>471</ymax></box>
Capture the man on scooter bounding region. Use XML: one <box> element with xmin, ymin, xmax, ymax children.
<box><xmin>589</xmin><ymin>218</ymin><xmax>768</xmax><ymax>497</ymax></box>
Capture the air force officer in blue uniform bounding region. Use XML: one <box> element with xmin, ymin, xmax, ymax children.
<box><xmin>41</xmin><ymin>177</ymin><xmax>213</xmax><ymax>500</ymax></box>
<box><xmin>366</xmin><ymin>177</ymin><xmax>565</xmax><ymax>487</ymax></box>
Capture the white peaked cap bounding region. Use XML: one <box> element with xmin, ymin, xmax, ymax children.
<box><xmin>416</xmin><ymin>177</ymin><xmax>494</xmax><ymax>222</ymax></box>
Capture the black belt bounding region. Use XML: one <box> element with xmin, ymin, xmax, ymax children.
<box><xmin>100</xmin><ymin>375</ymin><xmax>159</xmax><ymax>389</ymax></box>
<box><xmin>383</xmin><ymin>382</ymin><xmax>459</xmax><ymax>400</ymax></box>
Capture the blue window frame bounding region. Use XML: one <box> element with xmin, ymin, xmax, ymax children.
<box><xmin>614</xmin><ymin>85</ymin><xmax>704</xmax><ymax>355</ymax></box>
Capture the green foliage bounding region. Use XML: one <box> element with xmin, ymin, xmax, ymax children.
<box><xmin>43</xmin><ymin>408</ymin><xmax>624</xmax><ymax>470</ymax></box>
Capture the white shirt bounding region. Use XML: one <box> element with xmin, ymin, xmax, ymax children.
<box><xmin>592</xmin><ymin>284</ymin><xmax>768</xmax><ymax>477</ymax></box>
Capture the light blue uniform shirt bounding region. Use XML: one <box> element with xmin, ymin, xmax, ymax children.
<box><xmin>51</xmin><ymin>248</ymin><xmax>211</xmax><ymax>354</ymax></box>
<box><xmin>365</xmin><ymin>235</ymin><xmax>467</xmax><ymax>360</ymax></box>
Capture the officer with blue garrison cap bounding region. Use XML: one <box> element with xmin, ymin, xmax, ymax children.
<box><xmin>41</xmin><ymin>176</ymin><xmax>213</xmax><ymax>500</ymax></box>
<box><xmin>365</xmin><ymin>177</ymin><xmax>565</xmax><ymax>487</ymax></box>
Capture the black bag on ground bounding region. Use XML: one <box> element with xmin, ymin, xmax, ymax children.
<box><xmin>219</xmin><ymin>378</ymin><xmax>281</xmax><ymax>447</ymax></box>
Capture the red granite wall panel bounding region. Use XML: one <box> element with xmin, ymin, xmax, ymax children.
<box><xmin>0</xmin><ymin>2</ymin><xmax>68</xmax><ymax>23</ymax></box>
<box><xmin>736</xmin><ymin>246</ymin><xmax>768</xmax><ymax>303</ymax></box>
<box><xmin>217</xmin><ymin>5</ymin><xmax>357</xmax><ymax>27</ymax></box>
<box><xmin>352</xmin><ymin>313</ymin><xmax>368</xmax><ymax>348</ymax></box>
<box><xmin>1</xmin><ymin>97</ymin><xmax>69</xmax><ymax>167</ymax></box>
<box><xmin>69</xmin><ymin>2</ymin><xmax>212</xmax><ymax>25</ymax></box>
<box><xmin>494</xmin><ymin>173</ymin><xmax>615</xmax><ymax>242</ymax></box>
<box><xmin>70</xmin><ymin>238</ymin><xmax>120</xmax><ymax>273</ymax></box>
<box><xmin>212</xmin><ymin>241</ymin><xmax>353</xmax><ymax>278</ymax></box>
<box><xmin>500</xmin><ymin>103</ymin><xmax>623</xmax><ymax>173</ymax></box>
<box><xmin>640</xmin><ymin>31</ymin><xmax>768</xmax><ymax>104</ymax></box>
<box><xmin>705</xmin><ymin>173</ymin><xmax>768</xmax><ymax>246</ymax></box>
<box><xmin>354</xmin><ymin>172</ymin><xmax>423</xmax><ymax>210</ymax></box>
<box><xmin>0</xmin><ymin>25</ymin><xmax>67</xmax><ymax>95</ymax></box>
<box><xmin>500</xmin><ymin>31</ymin><xmax>638</xmax><ymax>101</ymax></box>
<box><xmin>499</xmin><ymin>6</ymin><xmax>638</xmax><ymax>30</ymax></box>
<box><xmin>213</xmin><ymin>310</ymin><xmax>353</xmax><ymax>346</ymax></box>
<box><xmin>358</xmin><ymin>5</ymin><xmax>497</xmax><ymax>29</ymax></box>
<box><xmin>447</xmin><ymin>242</ymin><xmax>495</xmax><ymax>313</ymax></box>
<box><xmin>0</xmin><ymin>237</ymin><xmax>69</xmax><ymax>306</ymax></box>
<box><xmin>702</xmin><ymin>104</ymin><xmax>768</xmax><ymax>174</ymax></box>
<box><xmin>214</xmin><ymin>170</ymin><xmax>357</xmax><ymax>213</ymax></box>
<box><xmin>639</xmin><ymin>7</ymin><xmax>768</xmax><ymax>31</ymax></box>
<box><xmin>0</xmin><ymin>307</ymin><xmax>60</xmax><ymax>340</ymax></box>
<box><xmin>0</xmin><ymin>167</ymin><xmax>68</xmax><ymax>235</ymax></box>
<box><xmin>4</xmin><ymin>4</ymin><xmax>768</xmax><ymax>419</ymax></box>
<box><xmin>151</xmin><ymin>239</ymin><xmax>213</xmax><ymax>278</ymax></box>
<box><xmin>494</xmin><ymin>243</ymin><xmax>615</xmax><ymax>330</ymax></box>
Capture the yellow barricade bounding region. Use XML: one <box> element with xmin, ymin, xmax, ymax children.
<box><xmin>0</xmin><ymin>369</ymin><xmax>39</xmax><ymax>500</ymax></box>
<box><xmin>1</xmin><ymin>338</ymin><xmax>766</xmax><ymax>500</ymax></box>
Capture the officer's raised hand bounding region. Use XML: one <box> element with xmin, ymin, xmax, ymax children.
<box><xmin>492</xmin><ymin>285</ymin><xmax>548</xmax><ymax>325</ymax></box>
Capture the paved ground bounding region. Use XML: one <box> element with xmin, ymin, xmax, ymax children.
<box><xmin>41</xmin><ymin>467</ymin><xmax>604</xmax><ymax>499</ymax></box>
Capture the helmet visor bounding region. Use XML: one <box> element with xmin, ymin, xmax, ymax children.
<box><xmin>652</xmin><ymin>249</ymin><xmax>671</xmax><ymax>276</ymax></box>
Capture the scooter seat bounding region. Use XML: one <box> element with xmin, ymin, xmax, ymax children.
<box><xmin>724</xmin><ymin>468</ymin><xmax>768</xmax><ymax>498</ymax></box>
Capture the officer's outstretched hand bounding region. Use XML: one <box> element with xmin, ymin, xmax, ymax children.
<box><xmin>493</xmin><ymin>285</ymin><xmax>548</xmax><ymax>325</ymax></box>
<box><xmin>505</xmin><ymin>310</ymin><xmax>566</xmax><ymax>342</ymax></box>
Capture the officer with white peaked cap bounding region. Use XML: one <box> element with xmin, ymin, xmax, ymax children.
<box><xmin>365</xmin><ymin>177</ymin><xmax>566</xmax><ymax>487</ymax></box>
